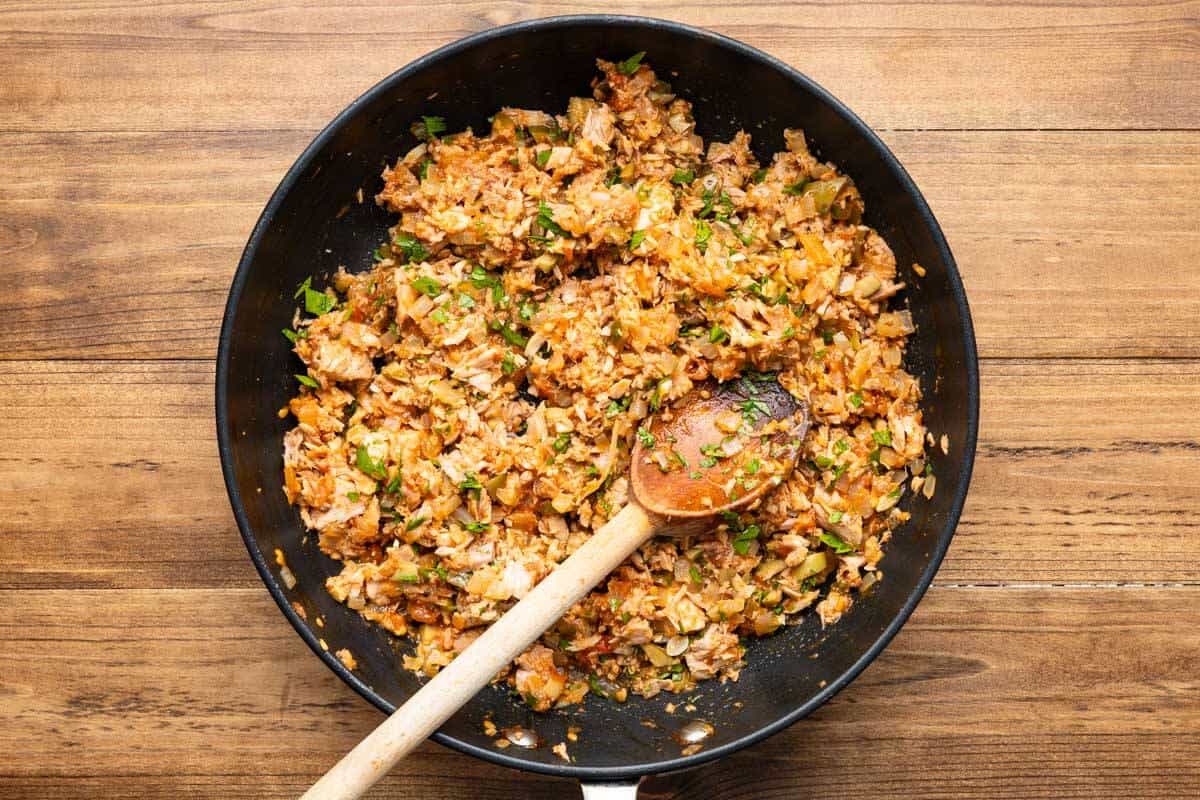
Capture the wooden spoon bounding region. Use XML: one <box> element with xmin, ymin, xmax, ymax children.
<box><xmin>303</xmin><ymin>379</ymin><xmax>808</xmax><ymax>800</ymax></box>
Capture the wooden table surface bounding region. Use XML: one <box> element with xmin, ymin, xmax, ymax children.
<box><xmin>3</xmin><ymin>1</ymin><xmax>1198</xmax><ymax>797</ymax></box>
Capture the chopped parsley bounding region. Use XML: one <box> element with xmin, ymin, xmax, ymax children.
<box><xmin>295</xmin><ymin>374</ymin><xmax>318</xmax><ymax>388</ymax></box>
<box><xmin>355</xmin><ymin>445</ymin><xmax>387</xmax><ymax>480</ymax></box>
<box><xmin>465</xmin><ymin>521</ymin><xmax>490</xmax><ymax>533</ymax></box>
<box><xmin>629</xmin><ymin>229</ymin><xmax>646</xmax><ymax>249</ymax></box>
<box><xmin>820</xmin><ymin>531</ymin><xmax>853</xmax><ymax>554</ymax></box>
<box><xmin>281</xmin><ymin>327</ymin><xmax>308</xmax><ymax>343</ymax></box>
<box><xmin>606</xmin><ymin>397</ymin><xmax>630</xmax><ymax>418</ymax></box>
<box><xmin>293</xmin><ymin>276</ymin><xmax>312</xmax><ymax>299</ymax></box>
<box><xmin>848</xmin><ymin>392</ymin><xmax>864</xmax><ymax>408</ymax></box>
<box><xmin>469</xmin><ymin>265</ymin><xmax>499</xmax><ymax>288</ymax></box>
<box><xmin>689</xmin><ymin>565</ymin><xmax>702</xmax><ymax>583</ymax></box>
<box><xmin>709</xmin><ymin>325</ymin><xmax>728</xmax><ymax>344</ymax></box>
<box><xmin>417</xmin><ymin>157</ymin><xmax>432</xmax><ymax>181</ymax></box>
<box><xmin>751</xmin><ymin>167</ymin><xmax>768</xmax><ymax>184</ymax></box>
<box><xmin>536</xmin><ymin>202</ymin><xmax>571</xmax><ymax>239</ymax></box>
<box><xmin>304</xmin><ymin>287</ymin><xmax>335</xmax><ymax>315</ymax></box>
<box><xmin>833</xmin><ymin>438</ymin><xmax>851</xmax><ymax>455</ymax></box>
<box><xmin>828</xmin><ymin>509</ymin><xmax>845</xmax><ymax>523</ymax></box>
<box><xmin>535</xmin><ymin>148</ymin><xmax>551</xmax><ymax>168</ymax></box>
<box><xmin>636</xmin><ymin>428</ymin><xmax>656</xmax><ymax>449</ymax></box>
<box><xmin>395</xmin><ymin>233</ymin><xmax>430</xmax><ymax>264</ymax></box>
<box><xmin>740</xmin><ymin>397</ymin><xmax>771</xmax><ymax>425</ymax></box>
<box><xmin>553</xmin><ymin>432</ymin><xmax>572</xmax><ymax>453</ymax></box>
<box><xmin>872</xmin><ymin>429</ymin><xmax>893</xmax><ymax>446</ymax></box>
<box><xmin>732</xmin><ymin>524</ymin><xmax>761</xmax><ymax>555</ymax></box>
<box><xmin>491</xmin><ymin>320</ymin><xmax>528</xmax><ymax>348</ymax></box>
<box><xmin>413</xmin><ymin>115</ymin><xmax>446</xmax><ymax>140</ymax></box>
<box><xmin>501</xmin><ymin>352</ymin><xmax>518</xmax><ymax>375</ymax></box>
<box><xmin>457</xmin><ymin>293</ymin><xmax>476</xmax><ymax>309</ymax></box>
<box><xmin>670</xmin><ymin>168</ymin><xmax>695</xmax><ymax>185</ymax></box>
<box><xmin>745</xmin><ymin>458</ymin><xmax>761</xmax><ymax>475</ymax></box>
<box><xmin>459</xmin><ymin>473</ymin><xmax>484</xmax><ymax>493</ymax></box>
<box><xmin>617</xmin><ymin>51</ymin><xmax>646</xmax><ymax>75</ymax></box>
<box><xmin>405</xmin><ymin>515</ymin><xmax>427</xmax><ymax>532</ymax></box>
<box><xmin>782</xmin><ymin>179</ymin><xmax>809</xmax><ymax>196</ymax></box>
<box><xmin>430</xmin><ymin>309</ymin><xmax>449</xmax><ymax>324</ymax></box>
<box><xmin>694</xmin><ymin>218</ymin><xmax>712</xmax><ymax>253</ymax></box>
<box><xmin>346</xmin><ymin>491</ymin><xmax>360</xmax><ymax>502</ymax></box>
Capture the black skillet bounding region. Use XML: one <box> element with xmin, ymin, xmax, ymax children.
<box><xmin>216</xmin><ymin>15</ymin><xmax>979</xmax><ymax>797</ymax></box>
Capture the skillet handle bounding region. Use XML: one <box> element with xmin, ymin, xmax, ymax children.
<box><xmin>581</xmin><ymin>781</ymin><xmax>640</xmax><ymax>799</ymax></box>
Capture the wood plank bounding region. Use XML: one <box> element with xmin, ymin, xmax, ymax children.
<box><xmin>1</xmin><ymin>358</ymin><xmax>1197</xmax><ymax>589</ymax></box>
<box><xmin>0</xmin><ymin>0</ymin><xmax>1197</xmax><ymax>132</ymax></box>
<box><xmin>3</xmin><ymin>130</ymin><xmax>1198</xmax><ymax>360</ymax></box>
<box><xmin>1</xmin><ymin>586</ymin><xmax>1196</xmax><ymax>798</ymax></box>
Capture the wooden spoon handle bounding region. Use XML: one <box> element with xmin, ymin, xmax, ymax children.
<box><xmin>302</xmin><ymin>502</ymin><xmax>657</xmax><ymax>800</ymax></box>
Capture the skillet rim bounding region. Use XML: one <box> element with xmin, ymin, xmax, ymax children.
<box><xmin>215</xmin><ymin>13</ymin><xmax>980</xmax><ymax>782</ymax></box>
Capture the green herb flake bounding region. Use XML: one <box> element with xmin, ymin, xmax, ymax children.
<box><xmin>536</xmin><ymin>202</ymin><xmax>571</xmax><ymax>239</ymax></box>
<box><xmin>751</xmin><ymin>167</ymin><xmax>768</xmax><ymax>184</ymax></box>
<box><xmin>405</xmin><ymin>515</ymin><xmax>428</xmax><ymax>532</ymax></box>
<box><xmin>347</xmin><ymin>491</ymin><xmax>360</xmax><ymax>502</ymax></box>
<box><xmin>282</xmin><ymin>327</ymin><xmax>307</xmax><ymax>344</ymax></box>
<box><xmin>295</xmin><ymin>374</ymin><xmax>319</xmax><ymax>388</ymax></box>
<box><xmin>820</xmin><ymin>531</ymin><xmax>853</xmax><ymax>554</ymax></box>
<box><xmin>355</xmin><ymin>445</ymin><xmax>388</xmax><ymax>480</ymax></box>
<box><xmin>709</xmin><ymin>325</ymin><xmax>728</xmax><ymax>344</ymax></box>
<box><xmin>304</xmin><ymin>287</ymin><xmax>335</xmax><ymax>316</ymax></box>
<box><xmin>465</xmin><ymin>521</ymin><xmax>490</xmax><ymax>533</ymax></box>
<box><xmin>501</xmin><ymin>352</ymin><xmax>518</xmax><ymax>375</ymax></box>
<box><xmin>849</xmin><ymin>393</ymin><xmax>864</xmax><ymax>408</ymax></box>
<box><xmin>828</xmin><ymin>509</ymin><xmax>845</xmax><ymax>523</ymax></box>
<box><xmin>670</xmin><ymin>168</ymin><xmax>695</xmax><ymax>185</ymax></box>
<box><xmin>605</xmin><ymin>397</ymin><xmax>629</xmax><ymax>418</ymax></box>
<box><xmin>459</xmin><ymin>473</ymin><xmax>484</xmax><ymax>493</ymax></box>
<box><xmin>553</xmin><ymin>432</ymin><xmax>571</xmax><ymax>453</ymax></box>
<box><xmin>814</xmin><ymin>455</ymin><xmax>834</xmax><ymax>469</ymax></box>
<box><xmin>745</xmin><ymin>458</ymin><xmax>761</xmax><ymax>475</ymax></box>
<box><xmin>629</xmin><ymin>229</ymin><xmax>647</xmax><ymax>249</ymax></box>
<box><xmin>740</xmin><ymin>397</ymin><xmax>770</xmax><ymax>425</ymax></box>
<box><xmin>385</xmin><ymin>473</ymin><xmax>403</xmax><ymax>494</ymax></box>
<box><xmin>414</xmin><ymin>115</ymin><xmax>446</xmax><ymax>140</ymax></box>
<box><xmin>468</xmin><ymin>265</ymin><xmax>498</xmax><ymax>288</ymax></box>
<box><xmin>395</xmin><ymin>232</ymin><xmax>430</xmax><ymax>264</ymax></box>
<box><xmin>732</xmin><ymin>524</ymin><xmax>762</xmax><ymax>556</ymax></box>
<box><xmin>417</xmin><ymin>157</ymin><xmax>432</xmax><ymax>181</ymax></box>
<box><xmin>782</xmin><ymin>179</ymin><xmax>809</xmax><ymax>197</ymax></box>
<box><xmin>536</xmin><ymin>148</ymin><xmax>551</xmax><ymax>168</ymax></box>
<box><xmin>689</xmin><ymin>565</ymin><xmax>702</xmax><ymax>583</ymax></box>
<box><xmin>492</xmin><ymin>320</ymin><xmax>528</xmax><ymax>348</ymax></box>
<box><xmin>872</xmin><ymin>429</ymin><xmax>893</xmax><ymax>446</ymax></box>
<box><xmin>833</xmin><ymin>438</ymin><xmax>851</xmax><ymax>455</ymax></box>
<box><xmin>636</xmin><ymin>428</ymin><xmax>656</xmax><ymax>449</ymax></box>
<box><xmin>410</xmin><ymin>278</ymin><xmax>442</xmax><ymax>300</ymax></box>
<box><xmin>694</xmin><ymin>219</ymin><xmax>712</xmax><ymax>253</ymax></box>
<box><xmin>430</xmin><ymin>309</ymin><xmax>449</xmax><ymax>324</ymax></box>
<box><xmin>617</xmin><ymin>51</ymin><xmax>646</xmax><ymax>75</ymax></box>
<box><xmin>457</xmin><ymin>293</ymin><xmax>476</xmax><ymax>309</ymax></box>
<box><xmin>293</xmin><ymin>276</ymin><xmax>312</xmax><ymax>299</ymax></box>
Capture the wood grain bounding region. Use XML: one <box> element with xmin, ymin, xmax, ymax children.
<box><xmin>4</xmin><ymin>1</ymin><xmax>1199</xmax><ymax>797</ymax></box>
<box><xmin>1</xmin><ymin>0</ymin><xmax>1197</xmax><ymax>133</ymax></box>
<box><xmin>2</xmin><ymin>586</ymin><xmax>1196</xmax><ymax>799</ymax></box>
<box><xmin>4</xmin><ymin>129</ymin><xmax>1199</xmax><ymax>360</ymax></box>
<box><xmin>2</xmin><ymin>358</ymin><xmax>1197</xmax><ymax>590</ymax></box>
